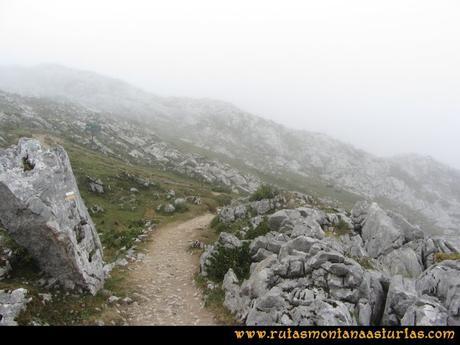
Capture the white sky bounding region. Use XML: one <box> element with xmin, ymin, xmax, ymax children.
<box><xmin>1</xmin><ymin>0</ymin><xmax>459</xmax><ymax>168</ymax></box>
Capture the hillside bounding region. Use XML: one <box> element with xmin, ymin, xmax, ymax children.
<box><xmin>0</xmin><ymin>64</ymin><xmax>459</xmax><ymax>247</ymax></box>
<box><xmin>0</xmin><ymin>64</ymin><xmax>459</xmax><ymax>327</ymax></box>
<box><xmin>0</xmin><ymin>132</ymin><xmax>233</xmax><ymax>325</ymax></box>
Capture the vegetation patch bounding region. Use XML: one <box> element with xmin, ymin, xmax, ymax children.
<box><xmin>205</xmin><ymin>242</ymin><xmax>251</xmax><ymax>282</ymax></box>
<box><xmin>174</xmin><ymin>202</ymin><xmax>189</xmax><ymax>213</ymax></box>
<box><xmin>249</xmin><ymin>184</ymin><xmax>278</xmax><ymax>201</ymax></box>
<box><xmin>211</xmin><ymin>184</ymin><xmax>232</xmax><ymax>194</ymax></box>
<box><xmin>194</xmin><ymin>274</ymin><xmax>237</xmax><ymax>324</ymax></box>
<box><xmin>354</xmin><ymin>256</ymin><xmax>374</xmax><ymax>270</ymax></box>
<box><xmin>245</xmin><ymin>218</ymin><xmax>270</xmax><ymax>240</ymax></box>
<box><xmin>434</xmin><ymin>252</ymin><xmax>460</xmax><ymax>263</ymax></box>
<box><xmin>335</xmin><ymin>219</ymin><xmax>352</xmax><ymax>236</ymax></box>
<box><xmin>215</xmin><ymin>194</ymin><xmax>232</xmax><ymax>206</ymax></box>
<box><xmin>324</xmin><ymin>219</ymin><xmax>352</xmax><ymax>238</ymax></box>
<box><xmin>210</xmin><ymin>216</ymin><xmax>252</xmax><ymax>238</ymax></box>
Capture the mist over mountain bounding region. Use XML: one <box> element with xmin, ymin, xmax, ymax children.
<box><xmin>1</xmin><ymin>64</ymin><xmax>459</xmax><ymax>248</ymax></box>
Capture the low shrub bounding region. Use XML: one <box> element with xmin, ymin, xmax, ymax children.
<box><xmin>174</xmin><ymin>202</ymin><xmax>189</xmax><ymax>213</ymax></box>
<box><xmin>335</xmin><ymin>219</ymin><xmax>352</xmax><ymax>236</ymax></box>
<box><xmin>245</xmin><ymin>218</ymin><xmax>270</xmax><ymax>240</ymax></box>
<box><xmin>205</xmin><ymin>242</ymin><xmax>251</xmax><ymax>282</ymax></box>
<box><xmin>249</xmin><ymin>184</ymin><xmax>278</xmax><ymax>201</ymax></box>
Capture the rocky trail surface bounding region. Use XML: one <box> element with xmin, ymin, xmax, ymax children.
<box><xmin>123</xmin><ymin>214</ymin><xmax>217</xmax><ymax>325</ymax></box>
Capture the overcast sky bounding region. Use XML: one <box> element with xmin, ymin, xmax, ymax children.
<box><xmin>1</xmin><ymin>0</ymin><xmax>459</xmax><ymax>168</ymax></box>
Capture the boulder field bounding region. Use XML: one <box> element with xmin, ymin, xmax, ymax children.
<box><xmin>201</xmin><ymin>197</ymin><xmax>460</xmax><ymax>326</ymax></box>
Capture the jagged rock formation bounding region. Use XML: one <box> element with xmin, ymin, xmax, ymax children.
<box><xmin>0</xmin><ymin>138</ymin><xmax>105</xmax><ymax>294</ymax></box>
<box><xmin>0</xmin><ymin>288</ymin><xmax>30</xmax><ymax>325</ymax></box>
<box><xmin>201</xmin><ymin>197</ymin><xmax>459</xmax><ymax>326</ymax></box>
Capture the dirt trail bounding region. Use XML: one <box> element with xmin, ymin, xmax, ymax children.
<box><xmin>123</xmin><ymin>213</ymin><xmax>217</xmax><ymax>325</ymax></box>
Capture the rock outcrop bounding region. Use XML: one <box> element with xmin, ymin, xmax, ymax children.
<box><xmin>0</xmin><ymin>139</ymin><xmax>104</xmax><ymax>294</ymax></box>
<box><xmin>0</xmin><ymin>288</ymin><xmax>30</xmax><ymax>325</ymax></box>
<box><xmin>202</xmin><ymin>198</ymin><xmax>459</xmax><ymax>326</ymax></box>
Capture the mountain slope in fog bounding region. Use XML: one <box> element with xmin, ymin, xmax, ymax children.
<box><xmin>0</xmin><ymin>64</ymin><xmax>459</xmax><ymax>245</ymax></box>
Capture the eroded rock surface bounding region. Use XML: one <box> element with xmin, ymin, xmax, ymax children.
<box><xmin>0</xmin><ymin>288</ymin><xmax>30</xmax><ymax>326</ymax></box>
<box><xmin>202</xmin><ymin>197</ymin><xmax>459</xmax><ymax>326</ymax></box>
<box><xmin>0</xmin><ymin>138</ymin><xmax>104</xmax><ymax>294</ymax></box>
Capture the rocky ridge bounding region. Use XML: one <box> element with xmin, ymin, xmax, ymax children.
<box><xmin>201</xmin><ymin>195</ymin><xmax>460</xmax><ymax>326</ymax></box>
<box><xmin>0</xmin><ymin>65</ymin><xmax>459</xmax><ymax>247</ymax></box>
<box><xmin>0</xmin><ymin>91</ymin><xmax>260</xmax><ymax>194</ymax></box>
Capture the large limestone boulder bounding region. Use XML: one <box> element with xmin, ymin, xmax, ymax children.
<box><xmin>382</xmin><ymin>275</ymin><xmax>418</xmax><ymax>325</ymax></box>
<box><xmin>0</xmin><ymin>139</ymin><xmax>104</xmax><ymax>294</ymax></box>
<box><xmin>416</xmin><ymin>260</ymin><xmax>460</xmax><ymax>325</ymax></box>
<box><xmin>378</xmin><ymin>246</ymin><xmax>424</xmax><ymax>278</ymax></box>
<box><xmin>401</xmin><ymin>296</ymin><xmax>449</xmax><ymax>326</ymax></box>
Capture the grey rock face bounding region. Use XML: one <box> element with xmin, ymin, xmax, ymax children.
<box><xmin>416</xmin><ymin>260</ymin><xmax>460</xmax><ymax>325</ymax></box>
<box><xmin>206</xmin><ymin>199</ymin><xmax>459</xmax><ymax>326</ymax></box>
<box><xmin>87</xmin><ymin>176</ymin><xmax>104</xmax><ymax>194</ymax></box>
<box><xmin>217</xmin><ymin>232</ymin><xmax>242</xmax><ymax>249</ymax></box>
<box><xmin>222</xmin><ymin>269</ymin><xmax>251</xmax><ymax>320</ymax></box>
<box><xmin>378</xmin><ymin>246</ymin><xmax>423</xmax><ymax>278</ymax></box>
<box><xmin>387</xmin><ymin>210</ymin><xmax>425</xmax><ymax>243</ymax></box>
<box><xmin>401</xmin><ymin>296</ymin><xmax>449</xmax><ymax>326</ymax></box>
<box><xmin>0</xmin><ymin>288</ymin><xmax>30</xmax><ymax>326</ymax></box>
<box><xmin>351</xmin><ymin>200</ymin><xmax>370</xmax><ymax>232</ymax></box>
<box><xmin>200</xmin><ymin>232</ymin><xmax>243</xmax><ymax>277</ymax></box>
<box><xmin>382</xmin><ymin>275</ymin><xmax>418</xmax><ymax>325</ymax></box>
<box><xmin>358</xmin><ymin>203</ymin><xmax>404</xmax><ymax>258</ymax></box>
<box><xmin>287</xmin><ymin>299</ymin><xmax>355</xmax><ymax>326</ymax></box>
<box><xmin>250</xmin><ymin>199</ymin><xmax>275</xmax><ymax>215</ymax></box>
<box><xmin>0</xmin><ymin>139</ymin><xmax>105</xmax><ymax>294</ymax></box>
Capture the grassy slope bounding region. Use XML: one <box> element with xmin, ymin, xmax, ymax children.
<box><xmin>174</xmin><ymin>139</ymin><xmax>361</xmax><ymax>210</ymax></box>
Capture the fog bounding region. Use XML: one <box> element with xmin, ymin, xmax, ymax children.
<box><xmin>1</xmin><ymin>0</ymin><xmax>459</xmax><ymax>168</ymax></box>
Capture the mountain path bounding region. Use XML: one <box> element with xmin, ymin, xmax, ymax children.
<box><xmin>123</xmin><ymin>213</ymin><xmax>217</xmax><ymax>325</ymax></box>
